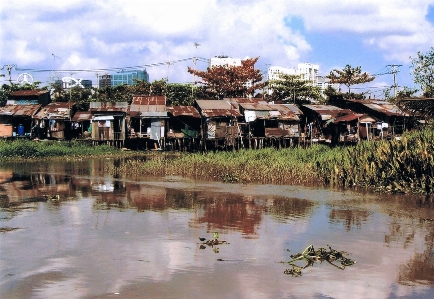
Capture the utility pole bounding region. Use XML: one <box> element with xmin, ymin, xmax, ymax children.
<box><xmin>387</xmin><ymin>64</ymin><xmax>402</xmax><ymax>98</ymax></box>
<box><xmin>1</xmin><ymin>64</ymin><xmax>16</xmax><ymax>85</ymax></box>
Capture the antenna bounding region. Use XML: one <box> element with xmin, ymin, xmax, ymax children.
<box><xmin>1</xmin><ymin>64</ymin><xmax>16</xmax><ymax>85</ymax></box>
<box><xmin>52</xmin><ymin>53</ymin><xmax>61</xmax><ymax>61</ymax></box>
<box><xmin>386</xmin><ymin>64</ymin><xmax>402</xmax><ymax>98</ymax></box>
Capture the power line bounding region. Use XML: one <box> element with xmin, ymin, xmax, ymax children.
<box><xmin>15</xmin><ymin>57</ymin><xmax>209</xmax><ymax>74</ymax></box>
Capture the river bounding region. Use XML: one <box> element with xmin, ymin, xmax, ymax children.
<box><xmin>0</xmin><ymin>157</ymin><xmax>433</xmax><ymax>299</ymax></box>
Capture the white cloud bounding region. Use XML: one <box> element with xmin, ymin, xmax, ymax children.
<box><xmin>1</xmin><ymin>0</ymin><xmax>433</xmax><ymax>86</ymax></box>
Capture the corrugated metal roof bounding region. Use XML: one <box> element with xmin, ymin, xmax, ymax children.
<box><xmin>10</xmin><ymin>90</ymin><xmax>50</xmax><ymax>97</ymax></box>
<box><xmin>239</xmin><ymin>103</ymin><xmax>276</xmax><ymax>111</ymax></box>
<box><xmin>201</xmin><ymin>109</ymin><xmax>242</xmax><ymax>118</ymax></box>
<box><xmin>239</xmin><ymin>103</ymin><xmax>300</xmax><ymax>121</ymax></box>
<box><xmin>196</xmin><ymin>100</ymin><xmax>242</xmax><ymax>117</ymax></box>
<box><xmin>226</xmin><ymin>98</ymin><xmax>268</xmax><ymax>109</ymax></box>
<box><xmin>0</xmin><ymin>104</ymin><xmax>41</xmax><ymax>117</ymax></box>
<box><xmin>363</xmin><ymin>103</ymin><xmax>407</xmax><ymax>116</ymax></box>
<box><xmin>167</xmin><ymin>106</ymin><xmax>201</xmax><ymax>118</ymax></box>
<box><xmin>196</xmin><ymin>99</ymin><xmax>233</xmax><ymax>110</ymax></box>
<box><xmin>273</xmin><ymin>104</ymin><xmax>300</xmax><ymax>121</ymax></box>
<box><xmin>333</xmin><ymin>113</ymin><xmax>365</xmax><ymax>123</ymax></box>
<box><xmin>72</xmin><ymin>111</ymin><xmax>92</xmax><ymax>122</ymax></box>
<box><xmin>34</xmin><ymin>102</ymin><xmax>73</xmax><ymax>120</ymax></box>
<box><xmin>348</xmin><ymin>99</ymin><xmax>408</xmax><ymax>116</ymax></box>
<box><xmin>281</xmin><ymin>104</ymin><xmax>304</xmax><ymax>116</ymax></box>
<box><xmin>89</xmin><ymin>102</ymin><xmax>129</xmax><ymax>112</ymax></box>
<box><xmin>129</xmin><ymin>96</ymin><xmax>167</xmax><ymax>118</ymax></box>
<box><xmin>303</xmin><ymin>105</ymin><xmax>348</xmax><ymax>120</ymax></box>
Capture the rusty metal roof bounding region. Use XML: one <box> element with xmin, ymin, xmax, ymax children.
<box><xmin>348</xmin><ymin>99</ymin><xmax>408</xmax><ymax>117</ymax></box>
<box><xmin>200</xmin><ymin>109</ymin><xmax>242</xmax><ymax>118</ymax></box>
<box><xmin>89</xmin><ymin>102</ymin><xmax>129</xmax><ymax>113</ymax></box>
<box><xmin>281</xmin><ymin>104</ymin><xmax>304</xmax><ymax>116</ymax></box>
<box><xmin>34</xmin><ymin>102</ymin><xmax>73</xmax><ymax>120</ymax></box>
<box><xmin>333</xmin><ymin>113</ymin><xmax>365</xmax><ymax>123</ymax></box>
<box><xmin>226</xmin><ymin>97</ymin><xmax>268</xmax><ymax>109</ymax></box>
<box><xmin>129</xmin><ymin>96</ymin><xmax>167</xmax><ymax>118</ymax></box>
<box><xmin>167</xmin><ymin>106</ymin><xmax>200</xmax><ymax>118</ymax></box>
<box><xmin>238</xmin><ymin>103</ymin><xmax>300</xmax><ymax>121</ymax></box>
<box><xmin>72</xmin><ymin>111</ymin><xmax>92</xmax><ymax>122</ymax></box>
<box><xmin>302</xmin><ymin>105</ymin><xmax>350</xmax><ymax>120</ymax></box>
<box><xmin>9</xmin><ymin>90</ymin><xmax>50</xmax><ymax>97</ymax></box>
<box><xmin>195</xmin><ymin>100</ymin><xmax>242</xmax><ymax>117</ymax></box>
<box><xmin>0</xmin><ymin>104</ymin><xmax>41</xmax><ymax>117</ymax></box>
<box><xmin>273</xmin><ymin>104</ymin><xmax>301</xmax><ymax>121</ymax></box>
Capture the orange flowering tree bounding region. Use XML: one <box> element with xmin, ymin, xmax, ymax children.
<box><xmin>188</xmin><ymin>57</ymin><xmax>264</xmax><ymax>99</ymax></box>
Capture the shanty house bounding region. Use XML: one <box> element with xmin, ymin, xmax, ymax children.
<box><xmin>0</xmin><ymin>104</ymin><xmax>41</xmax><ymax>138</ymax></box>
<box><xmin>166</xmin><ymin>105</ymin><xmax>201</xmax><ymax>151</ymax></box>
<box><xmin>32</xmin><ymin>102</ymin><xmax>75</xmax><ymax>140</ymax></box>
<box><xmin>89</xmin><ymin>102</ymin><xmax>128</xmax><ymax>147</ymax></box>
<box><xmin>300</xmin><ymin>105</ymin><xmax>356</xmax><ymax>143</ymax></box>
<box><xmin>328</xmin><ymin>113</ymin><xmax>376</xmax><ymax>144</ymax></box>
<box><xmin>194</xmin><ymin>99</ymin><xmax>242</xmax><ymax>149</ymax></box>
<box><xmin>71</xmin><ymin>111</ymin><xmax>92</xmax><ymax>139</ymax></box>
<box><xmin>128</xmin><ymin>96</ymin><xmax>167</xmax><ymax>150</ymax></box>
<box><xmin>341</xmin><ymin>99</ymin><xmax>409</xmax><ymax>138</ymax></box>
<box><xmin>8</xmin><ymin>89</ymin><xmax>51</xmax><ymax>106</ymax></box>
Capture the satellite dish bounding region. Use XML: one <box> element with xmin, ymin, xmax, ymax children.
<box><xmin>17</xmin><ymin>73</ymin><xmax>34</xmax><ymax>84</ymax></box>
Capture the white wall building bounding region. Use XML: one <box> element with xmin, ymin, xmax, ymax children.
<box><xmin>267</xmin><ymin>66</ymin><xmax>297</xmax><ymax>81</ymax></box>
<box><xmin>297</xmin><ymin>63</ymin><xmax>319</xmax><ymax>85</ymax></box>
<box><xmin>209</xmin><ymin>56</ymin><xmax>242</xmax><ymax>68</ymax></box>
<box><xmin>267</xmin><ymin>62</ymin><xmax>339</xmax><ymax>97</ymax></box>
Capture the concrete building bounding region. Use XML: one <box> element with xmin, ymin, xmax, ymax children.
<box><xmin>111</xmin><ymin>69</ymin><xmax>149</xmax><ymax>87</ymax></box>
<box><xmin>297</xmin><ymin>63</ymin><xmax>319</xmax><ymax>85</ymax></box>
<box><xmin>267</xmin><ymin>66</ymin><xmax>297</xmax><ymax>81</ymax></box>
<box><xmin>209</xmin><ymin>56</ymin><xmax>242</xmax><ymax>68</ymax></box>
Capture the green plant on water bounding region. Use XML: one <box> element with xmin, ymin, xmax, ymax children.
<box><xmin>283</xmin><ymin>244</ymin><xmax>356</xmax><ymax>277</ymax></box>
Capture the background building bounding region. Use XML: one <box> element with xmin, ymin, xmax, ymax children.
<box><xmin>209</xmin><ymin>56</ymin><xmax>242</xmax><ymax>67</ymax></box>
<box><xmin>111</xmin><ymin>69</ymin><xmax>149</xmax><ymax>87</ymax></box>
<box><xmin>297</xmin><ymin>63</ymin><xmax>319</xmax><ymax>85</ymax></box>
<box><xmin>267</xmin><ymin>66</ymin><xmax>297</xmax><ymax>81</ymax></box>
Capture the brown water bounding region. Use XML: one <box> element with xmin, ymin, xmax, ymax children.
<box><xmin>0</xmin><ymin>158</ymin><xmax>433</xmax><ymax>299</ymax></box>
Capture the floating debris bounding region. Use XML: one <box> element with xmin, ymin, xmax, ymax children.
<box><xmin>283</xmin><ymin>244</ymin><xmax>356</xmax><ymax>276</ymax></box>
<box><xmin>198</xmin><ymin>232</ymin><xmax>229</xmax><ymax>252</ymax></box>
<box><xmin>44</xmin><ymin>195</ymin><xmax>61</xmax><ymax>203</ymax></box>
<box><xmin>0</xmin><ymin>227</ymin><xmax>20</xmax><ymax>233</ymax></box>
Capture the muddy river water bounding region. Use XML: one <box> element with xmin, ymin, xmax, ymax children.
<box><xmin>0</xmin><ymin>157</ymin><xmax>433</xmax><ymax>299</ymax></box>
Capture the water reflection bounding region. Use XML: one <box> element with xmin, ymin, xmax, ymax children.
<box><xmin>1</xmin><ymin>158</ymin><xmax>434</xmax><ymax>299</ymax></box>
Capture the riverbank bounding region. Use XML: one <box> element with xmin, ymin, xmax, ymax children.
<box><xmin>1</xmin><ymin>128</ymin><xmax>433</xmax><ymax>195</ymax></box>
<box><xmin>111</xmin><ymin>127</ymin><xmax>434</xmax><ymax>195</ymax></box>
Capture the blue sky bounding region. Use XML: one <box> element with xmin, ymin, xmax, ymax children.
<box><xmin>1</xmin><ymin>0</ymin><xmax>434</xmax><ymax>98</ymax></box>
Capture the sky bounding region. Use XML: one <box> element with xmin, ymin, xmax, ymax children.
<box><xmin>1</xmin><ymin>0</ymin><xmax>434</xmax><ymax>98</ymax></box>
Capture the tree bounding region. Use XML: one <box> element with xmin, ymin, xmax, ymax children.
<box><xmin>384</xmin><ymin>86</ymin><xmax>418</xmax><ymax>102</ymax></box>
<box><xmin>268</xmin><ymin>74</ymin><xmax>322</xmax><ymax>104</ymax></box>
<box><xmin>410</xmin><ymin>47</ymin><xmax>434</xmax><ymax>97</ymax></box>
<box><xmin>187</xmin><ymin>57</ymin><xmax>264</xmax><ymax>99</ymax></box>
<box><xmin>327</xmin><ymin>64</ymin><xmax>375</xmax><ymax>95</ymax></box>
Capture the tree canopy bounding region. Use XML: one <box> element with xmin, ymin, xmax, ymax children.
<box><xmin>268</xmin><ymin>74</ymin><xmax>323</xmax><ymax>104</ymax></box>
<box><xmin>326</xmin><ymin>64</ymin><xmax>375</xmax><ymax>95</ymax></box>
<box><xmin>410</xmin><ymin>47</ymin><xmax>434</xmax><ymax>97</ymax></box>
<box><xmin>187</xmin><ymin>57</ymin><xmax>264</xmax><ymax>99</ymax></box>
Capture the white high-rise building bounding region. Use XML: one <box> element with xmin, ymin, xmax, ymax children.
<box><xmin>267</xmin><ymin>66</ymin><xmax>297</xmax><ymax>81</ymax></box>
<box><xmin>267</xmin><ymin>62</ymin><xmax>335</xmax><ymax>97</ymax></box>
<box><xmin>297</xmin><ymin>63</ymin><xmax>319</xmax><ymax>85</ymax></box>
<box><xmin>209</xmin><ymin>56</ymin><xmax>242</xmax><ymax>68</ymax></box>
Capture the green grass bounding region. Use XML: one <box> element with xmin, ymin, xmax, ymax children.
<box><xmin>2</xmin><ymin>127</ymin><xmax>433</xmax><ymax>195</ymax></box>
<box><xmin>0</xmin><ymin>139</ymin><xmax>126</xmax><ymax>160</ymax></box>
<box><xmin>113</xmin><ymin>127</ymin><xmax>434</xmax><ymax>194</ymax></box>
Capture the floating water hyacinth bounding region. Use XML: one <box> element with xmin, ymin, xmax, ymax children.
<box><xmin>283</xmin><ymin>244</ymin><xmax>356</xmax><ymax>277</ymax></box>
